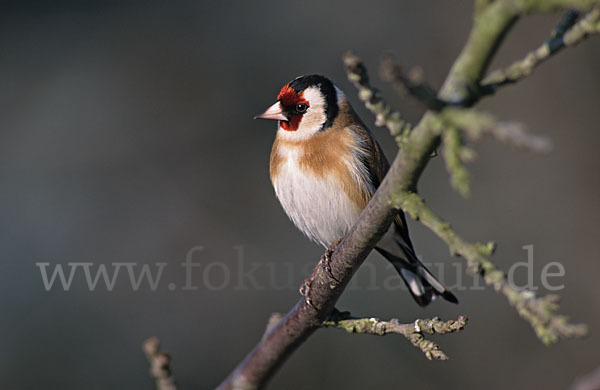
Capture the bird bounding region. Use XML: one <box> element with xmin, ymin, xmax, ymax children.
<box><xmin>255</xmin><ymin>74</ymin><xmax>457</xmax><ymax>306</ymax></box>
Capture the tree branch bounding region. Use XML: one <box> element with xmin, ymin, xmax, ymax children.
<box><xmin>437</xmin><ymin>1</ymin><xmax>598</xmax><ymax>105</ymax></box>
<box><xmin>217</xmin><ymin>72</ymin><xmax>441</xmax><ymax>390</ymax></box>
<box><xmin>216</xmin><ymin>1</ymin><xmax>597</xmax><ymax>388</ymax></box>
<box><xmin>437</xmin><ymin>0</ymin><xmax>520</xmax><ymax>105</ymax></box>
<box><xmin>391</xmin><ymin>191</ymin><xmax>588</xmax><ymax>344</ymax></box>
<box><xmin>343</xmin><ymin>52</ymin><xmax>413</xmax><ymax>146</ymax></box>
<box><xmin>143</xmin><ymin>337</ymin><xmax>177</xmax><ymax>390</ymax></box>
<box><xmin>442</xmin><ymin>126</ymin><xmax>474</xmax><ymax>197</ymax></box>
<box><xmin>440</xmin><ymin>108</ymin><xmax>552</xmax><ymax>153</ymax></box>
<box><xmin>323</xmin><ymin>310</ymin><xmax>468</xmax><ymax>360</ymax></box>
<box><xmin>480</xmin><ymin>7</ymin><xmax>600</xmax><ymax>95</ymax></box>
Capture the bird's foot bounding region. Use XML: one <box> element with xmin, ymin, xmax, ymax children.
<box><xmin>299</xmin><ymin>279</ymin><xmax>314</xmax><ymax>307</ymax></box>
<box><xmin>322</xmin><ymin>238</ymin><xmax>343</xmax><ymax>283</ymax></box>
<box><xmin>299</xmin><ymin>238</ymin><xmax>343</xmax><ymax>307</ymax></box>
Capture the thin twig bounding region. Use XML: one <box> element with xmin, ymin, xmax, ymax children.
<box><xmin>323</xmin><ymin>310</ymin><xmax>468</xmax><ymax>360</ymax></box>
<box><xmin>441</xmin><ymin>108</ymin><xmax>553</xmax><ymax>153</ymax></box>
<box><xmin>143</xmin><ymin>337</ymin><xmax>177</xmax><ymax>390</ymax></box>
<box><xmin>380</xmin><ymin>54</ymin><xmax>445</xmax><ymax>111</ymax></box>
<box><xmin>391</xmin><ymin>191</ymin><xmax>588</xmax><ymax>344</ymax></box>
<box><xmin>344</xmin><ymin>52</ymin><xmax>412</xmax><ymax>145</ymax></box>
<box><xmin>216</xmin><ymin>1</ymin><xmax>595</xmax><ymax>388</ymax></box>
<box><xmin>480</xmin><ymin>8</ymin><xmax>600</xmax><ymax>95</ymax></box>
<box><xmin>442</xmin><ymin>126</ymin><xmax>474</xmax><ymax>197</ymax></box>
<box><xmin>439</xmin><ymin>107</ymin><xmax>551</xmax><ymax>196</ymax></box>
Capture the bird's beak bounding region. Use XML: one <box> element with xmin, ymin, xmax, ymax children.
<box><xmin>254</xmin><ymin>102</ymin><xmax>288</xmax><ymax>121</ymax></box>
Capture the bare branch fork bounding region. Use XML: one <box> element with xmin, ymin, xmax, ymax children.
<box><xmin>480</xmin><ymin>7</ymin><xmax>600</xmax><ymax>95</ymax></box>
<box><xmin>208</xmin><ymin>2</ymin><xmax>600</xmax><ymax>389</ymax></box>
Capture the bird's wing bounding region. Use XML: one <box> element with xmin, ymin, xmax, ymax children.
<box><xmin>348</xmin><ymin>120</ymin><xmax>457</xmax><ymax>306</ymax></box>
<box><xmin>348</xmin><ymin>123</ymin><xmax>416</xmax><ymax>252</ymax></box>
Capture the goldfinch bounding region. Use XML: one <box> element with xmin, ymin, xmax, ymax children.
<box><xmin>256</xmin><ymin>75</ymin><xmax>457</xmax><ymax>306</ymax></box>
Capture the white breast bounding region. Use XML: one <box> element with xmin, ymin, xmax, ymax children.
<box><xmin>272</xmin><ymin>146</ymin><xmax>364</xmax><ymax>248</ymax></box>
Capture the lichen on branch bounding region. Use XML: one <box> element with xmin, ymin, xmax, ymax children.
<box><xmin>480</xmin><ymin>7</ymin><xmax>600</xmax><ymax>94</ymax></box>
<box><xmin>343</xmin><ymin>52</ymin><xmax>412</xmax><ymax>146</ymax></box>
<box><xmin>143</xmin><ymin>337</ymin><xmax>177</xmax><ymax>390</ymax></box>
<box><xmin>390</xmin><ymin>191</ymin><xmax>588</xmax><ymax>345</ymax></box>
<box><xmin>439</xmin><ymin>108</ymin><xmax>552</xmax><ymax>153</ymax></box>
<box><xmin>216</xmin><ymin>3</ymin><xmax>597</xmax><ymax>389</ymax></box>
<box><xmin>322</xmin><ymin>310</ymin><xmax>468</xmax><ymax>360</ymax></box>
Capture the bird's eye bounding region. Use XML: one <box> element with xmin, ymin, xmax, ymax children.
<box><xmin>295</xmin><ymin>103</ymin><xmax>308</xmax><ymax>114</ymax></box>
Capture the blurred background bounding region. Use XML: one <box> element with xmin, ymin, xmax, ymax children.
<box><xmin>1</xmin><ymin>1</ymin><xmax>599</xmax><ymax>389</ymax></box>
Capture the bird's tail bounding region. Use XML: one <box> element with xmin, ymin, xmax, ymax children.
<box><xmin>375</xmin><ymin>245</ymin><xmax>458</xmax><ymax>307</ymax></box>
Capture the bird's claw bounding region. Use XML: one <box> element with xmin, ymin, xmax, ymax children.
<box><xmin>299</xmin><ymin>281</ymin><xmax>313</xmax><ymax>307</ymax></box>
<box><xmin>299</xmin><ymin>238</ymin><xmax>343</xmax><ymax>307</ymax></box>
<box><xmin>322</xmin><ymin>238</ymin><xmax>343</xmax><ymax>283</ymax></box>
